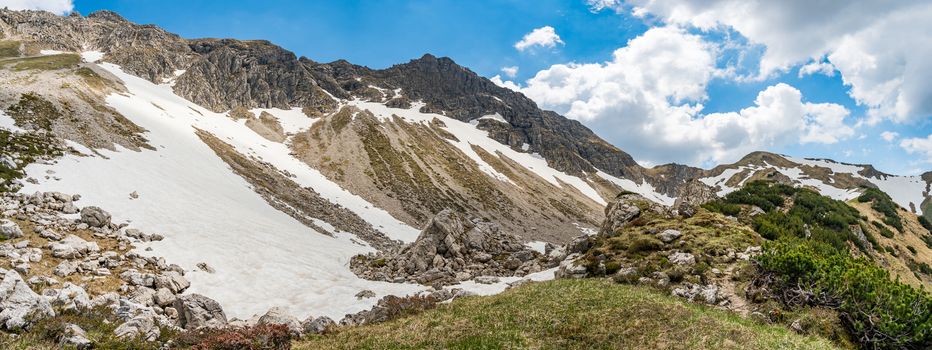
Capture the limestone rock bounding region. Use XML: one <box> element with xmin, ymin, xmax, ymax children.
<box><xmin>257</xmin><ymin>306</ymin><xmax>302</xmax><ymax>334</ymax></box>
<box><xmin>0</xmin><ymin>219</ymin><xmax>22</xmax><ymax>239</ymax></box>
<box><xmin>0</xmin><ymin>270</ymin><xmax>55</xmax><ymax>329</ymax></box>
<box><xmin>79</xmin><ymin>206</ymin><xmax>111</xmax><ymax>228</ymax></box>
<box><xmin>302</xmin><ymin>316</ymin><xmax>334</xmax><ymax>335</ymax></box>
<box><xmin>174</xmin><ymin>294</ymin><xmax>227</xmax><ymax>330</ymax></box>
<box><xmin>657</xmin><ymin>229</ymin><xmax>682</xmax><ymax>243</ymax></box>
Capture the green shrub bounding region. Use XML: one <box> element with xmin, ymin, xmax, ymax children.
<box><xmin>919</xmin><ymin>216</ymin><xmax>932</xmax><ymax>233</ymax></box>
<box><xmin>857</xmin><ymin>188</ymin><xmax>903</xmax><ymax>232</ymax></box>
<box><xmin>627</xmin><ymin>236</ymin><xmax>663</xmax><ymax>254</ymax></box>
<box><xmin>922</xmin><ymin>234</ymin><xmax>932</xmax><ymax>249</ymax></box>
<box><xmin>604</xmin><ymin>261</ymin><xmax>622</xmax><ymax>275</ymax></box>
<box><xmin>757</xmin><ymin>239</ymin><xmax>932</xmax><ymax>349</ymax></box>
<box><xmin>709</xmin><ymin>181</ymin><xmax>863</xmax><ymax>251</ymax></box>
<box><xmin>872</xmin><ymin>221</ymin><xmax>895</xmax><ymax>238</ymax></box>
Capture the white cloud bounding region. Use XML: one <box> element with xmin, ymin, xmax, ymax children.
<box><xmin>619</xmin><ymin>0</ymin><xmax>932</xmax><ymax>124</ymax></box>
<box><xmin>900</xmin><ymin>134</ymin><xmax>932</xmax><ymax>163</ymax></box>
<box><xmin>514</xmin><ymin>26</ymin><xmax>564</xmax><ymax>51</ymax></box>
<box><xmin>586</xmin><ymin>0</ymin><xmax>623</xmax><ymax>13</ymax></box>
<box><xmin>514</xmin><ymin>26</ymin><xmax>853</xmax><ymax>166</ymax></box>
<box><xmin>798</xmin><ymin>61</ymin><xmax>835</xmax><ymax>78</ymax></box>
<box><xmin>0</xmin><ymin>0</ymin><xmax>72</xmax><ymax>14</ymax></box>
<box><xmin>490</xmin><ymin>75</ymin><xmax>522</xmax><ymax>91</ymax></box>
<box><xmin>501</xmin><ymin>66</ymin><xmax>518</xmax><ymax>78</ymax></box>
<box><xmin>880</xmin><ymin>131</ymin><xmax>899</xmax><ymax>142</ymax></box>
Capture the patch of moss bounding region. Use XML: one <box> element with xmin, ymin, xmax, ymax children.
<box><xmin>6</xmin><ymin>93</ymin><xmax>61</xmax><ymax>131</ymax></box>
<box><xmin>0</xmin><ymin>40</ymin><xmax>20</xmax><ymax>58</ymax></box>
<box><xmin>4</xmin><ymin>53</ymin><xmax>80</xmax><ymax>71</ymax></box>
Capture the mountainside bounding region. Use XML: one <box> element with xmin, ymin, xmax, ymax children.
<box><xmin>0</xmin><ymin>8</ymin><xmax>929</xmax><ymax>349</ymax></box>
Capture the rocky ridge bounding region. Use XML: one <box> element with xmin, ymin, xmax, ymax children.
<box><xmin>351</xmin><ymin>209</ymin><xmax>556</xmax><ymax>286</ymax></box>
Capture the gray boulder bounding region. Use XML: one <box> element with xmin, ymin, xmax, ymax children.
<box><xmin>62</xmin><ymin>323</ymin><xmax>92</xmax><ymax>349</ymax></box>
<box><xmin>50</xmin><ymin>235</ymin><xmax>99</xmax><ymax>259</ymax></box>
<box><xmin>302</xmin><ymin>316</ymin><xmax>334</xmax><ymax>335</ymax></box>
<box><xmin>114</xmin><ymin>313</ymin><xmax>160</xmax><ymax>341</ymax></box>
<box><xmin>257</xmin><ymin>306</ymin><xmax>302</xmax><ymax>334</ymax></box>
<box><xmin>657</xmin><ymin>229</ymin><xmax>682</xmax><ymax>243</ymax></box>
<box><xmin>0</xmin><ymin>219</ymin><xmax>22</xmax><ymax>239</ymax></box>
<box><xmin>154</xmin><ymin>271</ymin><xmax>189</xmax><ymax>294</ymax></box>
<box><xmin>174</xmin><ymin>294</ymin><xmax>227</xmax><ymax>330</ymax></box>
<box><xmin>80</xmin><ymin>206</ymin><xmax>111</xmax><ymax>228</ymax></box>
<box><xmin>0</xmin><ymin>270</ymin><xmax>55</xmax><ymax>329</ymax></box>
<box><xmin>668</xmin><ymin>252</ymin><xmax>696</xmax><ymax>266</ymax></box>
<box><xmin>43</xmin><ymin>282</ymin><xmax>90</xmax><ymax>311</ymax></box>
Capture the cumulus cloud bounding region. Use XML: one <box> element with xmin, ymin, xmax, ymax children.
<box><xmin>514</xmin><ymin>26</ymin><xmax>564</xmax><ymax>51</ymax></box>
<box><xmin>880</xmin><ymin>131</ymin><xmax>899</xmax><ymax>142</ymax></box>
<box><xmin>900</xmin><ymin>134</ymin><xmax>932</xmax><ymax>163</ymax></box>
<box><xmin>798</xmin><ymin>61</ymin><xmax>835</xmax><ymax>78</ymax></box>
<box><xmin>501</xmin><ymin>66</ymin><xmax>518</xmax><ymax>78</ymax></box>
<box><xmin>513</xmin><ymin>26</ymin><xmax>853</xmax><ymax>165</ymax></box>
<box><xmin>617</xmin><ymin>0</ymin><xmax>932</xmax><ymax>124</ymax></box>
<box><xmin>490</xmin><ymin>75</ymin><xmax>522</xmax><ymax>91</ymax></box>
<box><xmin>0</xmin><ymin>0</ymin><xmax>72</xmax><ymax>14</ymax></box>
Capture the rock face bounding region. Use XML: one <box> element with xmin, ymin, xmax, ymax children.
<box><xmin>0</xmin><ymin>270</ymin><xmax>55</xmax><ymax>329</ymax></box>
<box><xmin>600</xmin><ymin>193</ymin><xmax>652</xmax><ymax>235</ymax></box>
<box><xmin>174</xmin><ymin>293</ymin><xmax>227</xmax><ymax>330</ymax></box>
<box><xmin>351</xmin><ymin>210</ymin><xmax>548</xmax><ymax>286</ymax></box>
<box><xmin>672</xmin><ymin>179</ymin><xmax>718</xmax><ymax>216</ymax></box>
<box><xmin>174</xmin><ymin>39</ymin><xmax>337</xmax><ymax>114</ymax></box>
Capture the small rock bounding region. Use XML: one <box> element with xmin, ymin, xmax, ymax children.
<box><xmin>668</xmin><ymin>252</ymin><xmax>696</xmax><ymax>266</ymax></box>
<box><xmin>302</xmin><ymin>316</ymin><xmax>334</xmax><ymax>335</ymax></box>
<box><xmin>355</xmin><ymin>290</ymin><xmax>376</xmax><ymax>299</ymax></box>
<box><xmin>657</xmin><ymin>229</ymin><xmax>682</xmax><ymax>243</ymax></box>
<box><xmin>196</xmin><ymin>262</ymin><xmax>215</xmax><ymax>273</ymax></box>
<box><xmin>62</xmin><ymin>323</ymin><xmax>92</xmax><ymax>349</ymax></box>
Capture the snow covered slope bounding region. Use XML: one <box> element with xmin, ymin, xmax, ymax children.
<box><xmin>20</xmin><ymin>61</ymin><xmax>425</xmax><ymax>320</ymax></box>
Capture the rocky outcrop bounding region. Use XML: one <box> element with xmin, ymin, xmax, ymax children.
<box><xmin>174</xmin><ymin>39</ymin><xmax>337</xmax><ymax>113</ymax></box>
<box><xmin>351</xmin><ymin>209</ymin><xmax>548</xmax><ymax>286</ymax></box>
<box><xmin>0</xmin><ymin>269</ymin><xmax>54</xmax><ymax>329</ymax></box>
<box><xmin>672</xmin><ymin>179</ymin><xmax>718</xmax><ymax>216</ymax></box>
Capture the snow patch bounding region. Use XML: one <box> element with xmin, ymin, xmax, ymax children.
<box><xmin>448</xmin><ymin>268</ymin><xmax>556</xmax><ymax>296</ymax></box>
<box><xmin>80</xmin><ymin>51</ymin><xmax>104</xmax><ymax>63</ymax></box>
<box><xmin>0</xmin><ymin>111</ymin><xmax>24</xmax><ymax>132</ymax></box>
<box><xmin>249</xmin><ymin>108</ymin><xmax>318</xmax><ymax>135</ymax></box>
<box><xmin>596</xmin><ymin>170</ymin><xmax>674</xmax><ymax>206</ymax></box>
<box><xmin>526</xmin><ymin>241</ymin><xmax>548</xmax><ymax>254</ymax></box>
<box><xmin>39</xmin><ymin>49</ymin><xmax>66</xmax><ymax>55</ymax></box>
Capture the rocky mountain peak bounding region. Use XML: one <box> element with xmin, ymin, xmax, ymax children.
<box><xmin>86</xmin><ymin>10</ymin><xmax>128</xmax><ymax>22</ymax></box>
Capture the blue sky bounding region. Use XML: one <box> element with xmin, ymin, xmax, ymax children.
<box><xmin>70</xmin><ymin>0</ymin><xmax>931</xmax><ymax>175</ymax></box>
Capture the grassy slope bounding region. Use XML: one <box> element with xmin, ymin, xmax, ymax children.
<box><xmin>296</xmin><ymin>279</ymin><xmax>838</xmax><ymax>350</ymax></box>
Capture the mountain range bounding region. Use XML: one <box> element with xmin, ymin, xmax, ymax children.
<box><xmin>0</xmin><ymin>8</ymin><xmax>929</xmax><ymax>349</ymax></box>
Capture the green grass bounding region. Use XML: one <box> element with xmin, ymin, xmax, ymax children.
<box><xmin>0</xmin><ymin>40</ymin><xmax>20</xmax><ymax>58</ymax></box>
<box><xmin>296</xmin><ymin>279</ymin><xmax>839</xmax><ymax>350</ymax></box>
<box><xmin>2</xmin><ymin>53</ymin><xmax>80</xmax><ymax>71</ymax></box>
